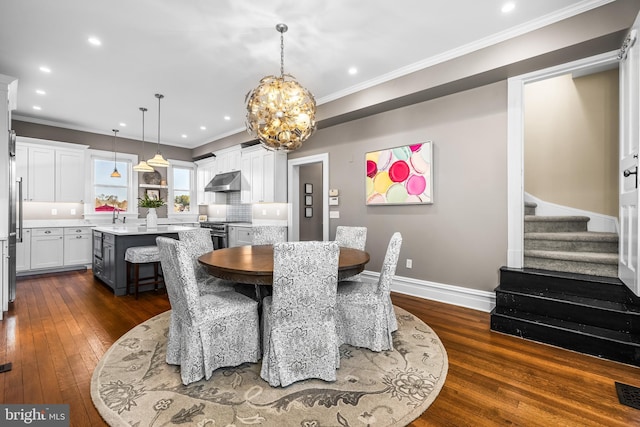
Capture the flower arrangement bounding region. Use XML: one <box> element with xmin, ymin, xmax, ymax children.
<box><xmin>138</xmin><ymin>193</ymin><xmax>165</xmax><ymax>208</ymax></box>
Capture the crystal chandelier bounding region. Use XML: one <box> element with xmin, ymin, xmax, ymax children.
<box><xmin>245</xmin><ymin>23</ymin><xmax>316</xmax><ymax>151</ymax></box>
<box><xmin>133</xmin><ymin>107</ymin><xmax>154</xmax><ymax>172</ymax></box>
<box><xmin>110</xmin><ymin>129</ymin><xmax>121</xmax><ymax>178</ymax></box>
<box><xmin>147</xmin><ymin>93</ymin><xmax>170</xmax><ymax>167</ymax></box>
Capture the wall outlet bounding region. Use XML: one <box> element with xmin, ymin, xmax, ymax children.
<box><xmin>406</xmin><ymin>259</ymin><xmax>412</xmax><ymax>269</ymax></box>
<box><xmin>51</xmin><ymin>208</ymin><xmax>57</xmax><ymax>215</ymax></box>
<box><xmin>70</xmin><ymin>208</ymin><xmax>76</xmax><ymax>215</ymax></box>
<box><xmin>329</xmin><ymin>211</ymin><xmax>340</xmax><ymax>219</ymax></box>
<box><xmin>276</xmin><ymin>209</ymin><xmax>280</xmax><ymax>216</ymax></box>
<box><xmin>262</xmin><ymin>209</ymin><xmax>267</xmax><ymax>215</ymax></box>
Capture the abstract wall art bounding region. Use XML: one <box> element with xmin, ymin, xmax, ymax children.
<box><xmin>366</xmin><ymin>141</ymin><xmax>433</xmax><ymax>205</ymax></box>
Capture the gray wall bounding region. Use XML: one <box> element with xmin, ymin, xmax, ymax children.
<box><xmin>290</xmin><ymin>81</ymin><xmax>508</xmax><ymax>293</ymax></box>
<box><xmin>299</xmin><ymin>163</ymin><xmax>323</xmax><ymax>241</ymax></box>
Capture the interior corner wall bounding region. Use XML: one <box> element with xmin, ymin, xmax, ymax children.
<box><xmin>298</xmin><ymin>163</ymin><xmax>323</xmax><ymax>241</ymax></box>
<box><xmin>523</xmin><ymin>69</ymin><xmax>619</xmax><ymax>216</ymax></box>
<box><xmin>289</xmin><ymin>81</ymin><xmax>508</xmax><ymax>293</ymax></box>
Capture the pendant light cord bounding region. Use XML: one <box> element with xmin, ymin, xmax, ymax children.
<box><xmin>155</xmin><ymin>93</ymin><xmax>164</xmax><ymax>154</ymax></box>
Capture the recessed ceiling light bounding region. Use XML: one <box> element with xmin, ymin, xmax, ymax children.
<box><xmin>181</xmin><ymin>134</ymin><xmax>188</xmax><ymax>138</ymax></box>
<box><xmin>200</xmin><ymin>126</ymin><xmax>207</xmax><ymax>130</ymax></box>
<box><xmin>33</xmin><ymin>105</ymin><xmax>42</xmax><ymax>110</ymax></box>
<box><xmin>36</xmin><ymin>89</ymin><xmax>46</xmax><ymax>95</ymax></box>
<box><xmin>88</xmin><ymin>37</ymin><xmax>102</xmax><ymax>46</ymax></box>
<box><xmin>501</xmin><ymin>2</ymin><xmax>515</xmax><ymax>13</ymax></box>
<box><xmin>119</xmin><ymin>122</ymin><xmax>126</xmax><ymax>127</ymax></box>
<box><xmin>348</xmin><ymin>67</ymin><xmax>358</xmax><ymax>75</ymax></box>
<box><xmin>39</xmin><ymin>66</ymin><xmax>51</xmax><ymax>73</ymax></box>
<box><xmin>223</xmin><ymin>116</ymin><xmax>231</xmax><ymax>121</ymax></box>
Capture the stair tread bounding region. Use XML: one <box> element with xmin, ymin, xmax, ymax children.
<box><xmin>525</xmin><ymin>215</ymin><xmax>590</xmax><ymax>222</ymax></box>
<box><xmin>502</xmin><ymin>266</ymin><xmax>625</xmax><ymax>285</ymax></box>
<box><xmin>525</xmin><ymin>231</ymin><xmax>618</xmax><ymax>242</ymax></box>
<box><xmin>492</xmin><ymin>309</ymin><xmax>640</xmax><ymax>345</ymax></box>
<box><xmin>525</xmin><ymin>249</ymin><xmax>618</xmax><ymax>264</ymax></box>
<box><xmin>495</xmin><ymin>286</ymin><xmax>640</xmax><ymax>313</ymax></box>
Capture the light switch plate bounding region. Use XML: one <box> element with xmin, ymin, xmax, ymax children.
<box><xmin>329</xmin><ymin>211</ymin><xmax>340</xmax><ymax>219</ymax></box>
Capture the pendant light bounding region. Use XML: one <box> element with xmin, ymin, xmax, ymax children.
<box><xmin>147</xmin><ymin>93</ymin><xmax>170</xmax><ymax>168</ymax></box>
<box><xmin>110</xmin><ymin>129</ymin><xmax>121</xmax><ymax>178</ymax></box>
<box><xmin>245</xmin><ymin>23</ymin><xmax>316</xmax><ymax>151</ymax></box>
<box><xmin>133</xmin><ymin>107</ymin><xmax>154</xmax><ymax>172</ymax></box>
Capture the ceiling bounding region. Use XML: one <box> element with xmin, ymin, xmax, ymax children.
<box><xmin>0</xmin><ymin>0</ymin><xmax>605</xmax><ymax>149</ymax></box>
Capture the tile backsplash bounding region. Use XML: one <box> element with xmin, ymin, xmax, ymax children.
<box><xmin>226</xmin><ymin>192</ymin><xmax>252</xmax><ymax>222</ymax></box>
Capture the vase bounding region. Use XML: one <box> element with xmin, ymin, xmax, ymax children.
<box><xmin>146</xmin><ymin>207</ymin><xmax>158</xmax><ymax>229</ymax></box>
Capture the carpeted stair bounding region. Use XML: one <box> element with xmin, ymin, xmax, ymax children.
<box><xmin>491</xmin><ymin>267</ymin><xmax>640</xmax><ymax>366</ymax></box>
<box><xmin>523</xmin><ymin>202</ymin><xmax>618</xmax><ymax>278</ymax></box>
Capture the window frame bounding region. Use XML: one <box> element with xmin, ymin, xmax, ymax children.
<box><xmin>167</xmin><ymin>159</ymin><xmax>197</xmax><ymax>218</ymax></box>
<box><xmin>84</xmin><ymin>149</ymin><xmax>139</xmax><ymax>219</ymax></box>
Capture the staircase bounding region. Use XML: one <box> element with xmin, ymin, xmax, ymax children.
<box><xmin>491</xmin><ymin>203</ymin><xmax>640</xmax><ymax>366</ymax></box>
<box><xmin>491</xmin><ymin>267</ymin><xmax>640</xmax><ymax>366</ymax></box>
<box><xmin>523</xmin><ymin>201</ymin><xmax>618</xmax><ymax>278</ymax></box>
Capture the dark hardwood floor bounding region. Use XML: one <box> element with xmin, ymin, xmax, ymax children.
<box><xmin>1</xmin><ymin>271</ymin><xmax>639</xmax><ymax>426</ymax></box>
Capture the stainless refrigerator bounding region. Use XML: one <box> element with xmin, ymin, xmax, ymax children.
<box><xmin>8</xmin><ymin>130</ymin><xmax>19</xmax><ymax>302</ymax></box>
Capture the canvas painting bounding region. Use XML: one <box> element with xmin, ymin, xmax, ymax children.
<box><xmin>366</xmin><ymin>141</ymin><xmax>433</xmax><ymax>205</ymax></box>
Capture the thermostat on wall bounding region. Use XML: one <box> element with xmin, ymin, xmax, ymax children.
<box><xmin>329</xmin><ymin>196</ymin><xmax>339</xmax><ymax>206</ymax></box>
<box><xmin>329</xmin><ymin>189</ymin><xmax>339</xmax><ymax>197</ymax></box>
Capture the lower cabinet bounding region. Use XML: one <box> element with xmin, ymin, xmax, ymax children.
<box><xmin>101</xmin><ymin>233</ymin><xmax>116</xmax><ymax>286</ymax></box>
<box><xmin>228</xmin><ymin>225</ymin><xmax>253</xmax><ymax>247</ymax></box>
<box><xmin>16</xmin><ymin>228</ymin><xmax>31</xmax><ymax>272</ymax></box>
<box><xmin>31</xmin><ymin>228</ymin><xmax>64</xmax><ymax>269</ymax></box>
<box><xmin>63</xmin><ymin>227</ymin><xmax>92</xmax><ymax>266</ymax></box>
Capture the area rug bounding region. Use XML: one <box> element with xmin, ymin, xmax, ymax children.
<box><xmin>91</xmin><ymin>306</ymin><xmax>448</xmax><ymax>427</ymax></box>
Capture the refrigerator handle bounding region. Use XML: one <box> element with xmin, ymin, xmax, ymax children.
<box><xmin>17</xmin><ymin>177</ymin><xmax>23</xmax><ymax>243</ymax></box>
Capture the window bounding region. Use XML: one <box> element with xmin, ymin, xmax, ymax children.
<box><xmin>168</xmin><ymin>160</ymin><xmax>196</xmax><ymax>215</ymax></box>
<box><xmin>86</xmin><ymin>149</ymin><xmax>138</xmax><ymax>216</ymax></box>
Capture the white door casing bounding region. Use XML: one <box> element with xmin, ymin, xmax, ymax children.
<box><xmin>618</xmin><ymin>17</ymin><xmax>640</xmax><ymax>296</ymax></box>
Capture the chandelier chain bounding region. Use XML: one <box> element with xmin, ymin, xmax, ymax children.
<box><xmin>280</xmin><ymin>30</ymin><xmax>285</xmax><ymax>78</ymax></box>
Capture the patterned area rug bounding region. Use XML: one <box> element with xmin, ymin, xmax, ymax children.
<box><xmin>91</xmin><ymin>306</ymin><xmax>448</xmax><ymax>426</ymax></box>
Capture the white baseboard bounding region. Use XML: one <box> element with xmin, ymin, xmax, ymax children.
<box><xmin>361</xmin><ymin>270</ymin><xmax>496</xmax><ymax>313</ymax></box>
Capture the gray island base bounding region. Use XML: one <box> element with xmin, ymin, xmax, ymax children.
<box><xmin>92</xmin><ymin>225</ymin><xmax>199</xmax><ymax>296</ymax></box>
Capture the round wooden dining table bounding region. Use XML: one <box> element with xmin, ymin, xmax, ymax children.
<box><xmin>198</xmin><ymin>244</ymin><xmax>370</xmax><ymax>285</ymax></box>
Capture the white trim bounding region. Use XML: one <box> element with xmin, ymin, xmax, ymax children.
<box><xmin>85</xmin><ymin>149</ymin><xmax>139</xmax><ymax>217</ymax></box>
<box><xmin>287</xmin><ymin>154</ymin><xmax>329</xmax><ymax>241</ymax></box>
<box><xmin>507</xmin><ymin>50</ymin><xmax>620</xmax><ymax>268</ymax></box>
<box><xmin>167</xmin><ymin>159</ymin><xmax>197</xmax><ymax>218</ymax></box>
<box><xmin>360</xmin><ymin>270</ymin><xmax>496</xmax><ymax>313</ymax></box>
<box><xmin>15</xmin><ymin>136</ymin><xmax>89</xmax><ymax>151</ymax></box>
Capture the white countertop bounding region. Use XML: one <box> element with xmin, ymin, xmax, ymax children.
<box><xmin>92</xmin><ymin>224</ymin><xmax>199</xmax><ymax>236</ymax></box>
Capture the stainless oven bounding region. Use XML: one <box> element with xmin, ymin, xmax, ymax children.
<box><xmin>199</xmin><ymin>222</ymin><xmax>228</xmax><ymax>250</ymax></box>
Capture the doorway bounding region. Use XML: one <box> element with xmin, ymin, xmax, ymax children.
<box><xmin>287</xmin><ymin>153</ymin><xmax>329</xmax><ymax>241</ymax></box>
<box><xmin>507</xmin><ymin>50</ymin><xmax>620</xmax><ymax>268</ymax></box>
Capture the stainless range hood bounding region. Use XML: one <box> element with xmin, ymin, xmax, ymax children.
<box><xmin>205</xmin><ymin>171</ymin><xmax>241</xmax><ymax>192</ymax></box>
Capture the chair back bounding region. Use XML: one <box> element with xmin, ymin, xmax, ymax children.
<box><xmin>178</xmin><ymin>228</ymin><xmax>214</xmax><ymax>283</ymax></box>
<box><xmin>377</xmin><ymin>232</ymin><xmax>402</xmax><ymax>294</ymax></box>
<box><xmin>252</xmin><ymin>225</ymin><xmax>287</xmax><ymax>245</ymax></box>
<box><xmin>335</xmin><ymin>226</ymin><xmax>367</xmax><ymax>250</ymax></box>
<box><xmin>156</xmin><ymin>236</ymin><xmax>201</xmax><ymax>324</ymax></box>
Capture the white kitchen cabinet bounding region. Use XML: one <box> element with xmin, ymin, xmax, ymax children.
<box><xmin>16</xmin><ymin>228</ymin><xmax>31</xmax><ymax>272</ymax></box>
<box><xmin>63</xmin><ymin>227</ymin><xmax>92</xmax><ymax>266</ymax></box>
<box><xmin>31</xmin><ymin>228</ymin><xmax>64</xmax><ymax>269</ymax></box>
<box><xmin>241</xmin><ymin>146</ymin><xmax>287</xmax><ymax>203</ymax></box>
<box><xmin>213</xmin><ymin>146</ymin><xmax>241</xmax><ymax>174</ymax></box>
<box><xmin>196</xmin><ymin>157</ymin><xmax>226</xmax><ymax>205</ymax></box>
<box><xmin>56</xmin><ymin>149</ymin><xmax>86</xmax><ymax>202</ymax></box>
<box><xmin>16</xmin><ymin>138</ymin><xmax>88</xmax><ymax>202</ymax></box>
<box><xmin>228</xmin><ymin>225</ymin><xmax>253</xmax><ymax>247</ymax></box>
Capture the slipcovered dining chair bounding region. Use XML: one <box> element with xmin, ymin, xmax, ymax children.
<box><xmin>335</xmin><ymin>226</ymin><xmax>367</xmax><ymax>281</ymax></box>
<box><xmin>156</xmin><ymin>236</ymin><xmax>260</xmax><ymax>385</ymax></box>
<box><xmin>336</xmin><ymin>232</ymin><xmax>402</xmax><ymax>352</ymax></box>
<box><xmin>252</xmin><ymin>225</ymin><xmax>287</xmax><ymax>245</ymax></box>
<box><xmin>178</xmin><ymin>228</ymin><xmax>234</xmax><ymax>295</ymax></box>
<box><xmin>261</xmin><ymin>241</ymin><xmax>341</xmax><ymax>387</ymax></box>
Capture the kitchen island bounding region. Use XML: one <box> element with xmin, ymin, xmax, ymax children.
<box><xmin>92</xmin><ymin>225</ymin><xmax>198</xmax><ymax>296</ymax></box>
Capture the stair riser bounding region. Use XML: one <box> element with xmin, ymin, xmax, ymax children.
<box><xmin>525</xmin><ymin>221</ymin><xmax>588</xmax><ymax>233</ymax></box>
<box><xmin>524</xmin><ymin>257</ymin><xmax>618</xmax><ymax>278</ymax></box>
<box><xmin>499</xmin><ymin>267</ymin><xmax>634</xmax><ymax>303</ymax></box>
<box><xmin>524</xmin><ymin>239</ymin><xmax>618</xmax><ymax>253</ymax></box>
<box><xmin>525</xmin><ymin>207</ymin><xmax>536</xmax><ymax>216</ymax></box>
<box><xmin>495</xmin><ymin>291</ymin><xmax>640</xmax><ymax>334</ymax></box>
<box><xmin>490</xmin><ymin>313</ymin><xmax>640</xmax><ymax>366</ymax></box>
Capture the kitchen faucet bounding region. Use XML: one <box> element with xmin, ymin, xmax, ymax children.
<box><xmin>112</xmin><ymin>209</ymin><xmax>126</xmax><ymax>224</ymax></box>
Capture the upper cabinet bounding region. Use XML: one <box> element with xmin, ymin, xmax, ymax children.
<box><xmin>195</xmin><ymin>157</ymin><xmax>226</xmax><ymax>205</ymax></box>
<box><xmin>213</xmin><ymin>146</ymin><xmax>241</xmax><ymax>175</ymax></box>
<box><xmin>16</xmin><ymin>138</ymin><xmax>88</xmax><ymax>202</ymax></box>
<box><xmin>241</xmin><ymin>145</ymin><xmax>287</xmax><ymax>203</ymax></box>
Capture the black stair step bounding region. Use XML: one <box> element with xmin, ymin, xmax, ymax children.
<box><xmin>495</xmin><ymin>287</ymin><xmax>640</xmax><ymax>334</ymax></box>
<box><xmin>499</xmin><ymin>267</ymin><xmax>638</xmax><ymax>304</ymax></box>
<box><xmin>490</xmin><ymin>310</ymin><xmax>640</xmax><ymax>366</ymax></box>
